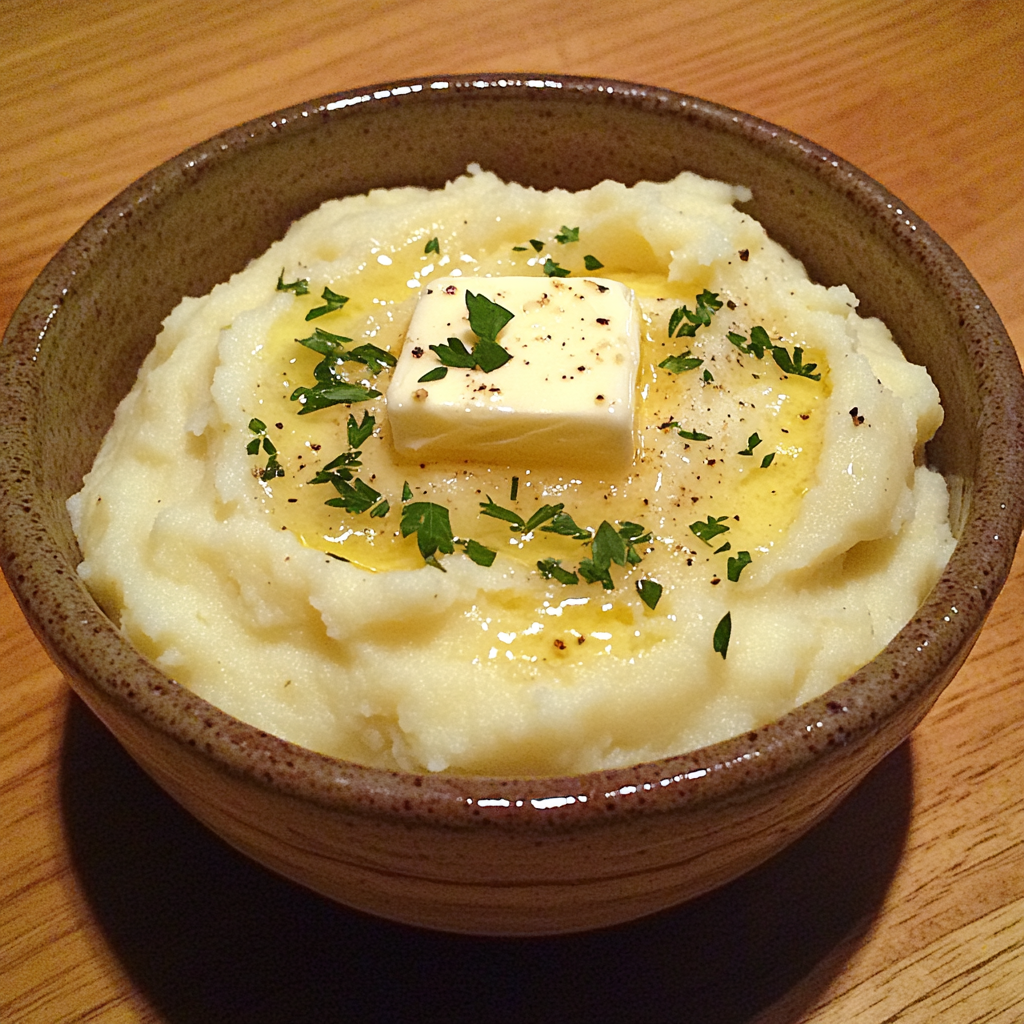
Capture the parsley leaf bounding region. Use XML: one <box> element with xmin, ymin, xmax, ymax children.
<box><xmin>430</xmin><ymin>336</ymin><xmax>477</xmax><ymax>369</ymax></box>
<box><xmin>523</xmin><ymin>503</ymin><xmax>565</xmax><ymax>534</ymax></box>
<box><xmin>424</xmin><ymin>237</ymin><xmax>440</xmax><ymax>255</ymax></box>
<box><xmin>479</xmin><ymin>497</ymin><xmax>525</xmax><ymax>531</ymax></box>
<box><xmin>305</xmin><ymin>285</ymin><xmax>349</xmax><ymax>321</ymax></box>
<box><xmin>542</xmin><ymin>257</ymin><xmax>571</xmax><ymax>278</ymax></box>
<box><xmin>578</xmin><ymin>520</ymin><xmax>629</xmax><ymax>590</ymax></box>
<box><xmin>738</xmin><ymin>432</ymin><xmax>762</xmax><ymax>456</ymax></box>
<box><xmin>529</xmin><ymin>239</ymin><xmax>544</xmax><ymax>252</ymax></box>
<box><xmin>727</xmin><ymin>551</ymin><xmax>752</xmax><ymax>582</ymax></box>
<box><xmin>538</xmin><ymin>558</ymin><xmax>579</xmax><ymax>585</ymax></box>
<box><xmin>583</xmin><ymin>254</ymin><xmax>604</xmax><ymax>271</ymax></box>
<box><xmin>760</xmin><ymin>452</ymin><xmax>775</xmax><ymax>468</ymax></box>
<box><xmin>540</xmin><ymin>511</ymin><xmax>592</xmax><ymax>540</ymax></box>
<box><xmin>728</xmin><ymin>327</ymin><xmax>772</xmax><ymax>360</ymax></box>
<box><xmin>346</xmin><ymin>343</ymin><xmax>397</xmax><ymax>375</ymax></box>
<box><xmin>462</xmin><ymin>538</ymin><xmax>496</xmax><ymax>567</ymax></box>
<box><xmin>690</xmin><ymin>516</ymin><xmax>731</xmax><ymax>545</ymax></box>
<box><xmin>291</xmin><ymin>381</ymin><xmax>380</xmax><ymax>414</ymax></box>
<box><xmin>772</xmin><ymin>345</ymin><xmax>821</xmax><ymax>380</ymax></box>
<box><xmin>748</xmin><ymin>326</ymin><xmax>772</xmax><ymax>358</ymax></box>
<box><xmin>401</xmin><ymin>481</ymin><xmax>413</xmax><ymax>502</ymax></box>
<box><xmin>617</xmin><ymin>521</ymin><xmax>652</xmax><ymax>565</ymax></box>
<box><xmin>466</xmin><ymin>291</ymin><xmax>514</xmax><ymax>346</ymax></box>
<box><xmin>473</xmin><ymin>336</ymin><xmax>513</xmax><ymax>373</ymax></box>
<box><xmin>659</xmin><ymin>350</ymin><xmax>704</xmax><ymax>374</ymax></box>
<box><xmin>309</xmin><ymin>449</ymin><xmax>361</xmax><ymax>486</ymax></box>
<box><xmin>247</xmin><ymin>419</ymin><xmax>284</xmax><ymax>480</ymax></box>
<box><xmin>636</xmin><ymin>579</ymin><xmax>663</xmax><ymax>609</ymax></box>
<box><xmin>418</xmin><ymin>366</ymin><xmax>448</xmax><ymax>383</ymax></box>
<box><xmin>325</xmin><ymin>476</ymin><xmax>383</xmax><ymax>515</ymax></box>
<box><xmin>347</xmin><ymin>411</ymin><xmax>375</xmax><ymax>449</ymax></box>
<box><xmin>276</xmin><ymin>270</ymin><xmax>309</xmax><ymax>295</ymax></box>
<box><xmin>296</xmin><ymin>327</ymin><xmax>352</xmax><ymax>359</ymax></box>
<box><xmin>428</xmin><ymin>293</ymin><xmax>514</xmax><ymax>374</ymax></box>
<box><xmin>510</xmin><ymin>476</ymin><xmax>519</xmax><ymax>501</ymax></box>
<box><xmin>678</xmin><ymin>427</ymin><xmax>712</xmax><ymax>441</ymax></box>
<box><xmin>555</xmin><ymin>225</ymin><xmax>579</xmax><ymax>244</ymax></box>
<box><xmin>401</xmin><ymin>501</ymin><xmax>455</xmax><ymax>562</ymax></box>
<box><xmin>713</xmin><ymin>612</ymin><xmax>732</xmax><ymax>658</ymax></box>
<box><xmin>668</xmin><ymin>290</ymin><xmax>723</xmax><ymax>339</ymax></box>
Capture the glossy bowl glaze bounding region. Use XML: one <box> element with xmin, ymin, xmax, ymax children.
<box><xmin>2</xmin><ymin>75</ymin><xmax>1022</xmax><ymax>935</ymax></box>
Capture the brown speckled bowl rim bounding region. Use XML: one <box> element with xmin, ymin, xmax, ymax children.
<box><xmin>2</xmin><ymin>74</ymin><xmax>1022</xmax><ymax>830</ymax></box>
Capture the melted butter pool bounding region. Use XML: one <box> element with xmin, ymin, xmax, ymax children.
<box><xmin>238</xmin><ymin>231</ymin><xmax>830</xmax><ymax>665</ymax></box>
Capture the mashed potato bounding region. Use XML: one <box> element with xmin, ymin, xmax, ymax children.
<box><xmin>68</xmin><ymin>168</ymin><xmax>955</xmax><ymax>775</ymax></box>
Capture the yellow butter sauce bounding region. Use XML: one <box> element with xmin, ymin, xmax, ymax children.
<box><xmin>241</xmin><ymin>229</ymin><xmax>829</xmax><ymax>666</ymax></box>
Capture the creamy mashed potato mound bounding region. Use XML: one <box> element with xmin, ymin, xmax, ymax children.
<box><xmin>68</xmin><ymin>168</ymin><xmax>955</xmax><ymax>775</ymax></box>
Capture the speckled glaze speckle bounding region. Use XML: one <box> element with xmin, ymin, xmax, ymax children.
<box><xmin>2</xmin><ymin>75</ymin><xmax>1022</xmax><ymax>935</ymax></box>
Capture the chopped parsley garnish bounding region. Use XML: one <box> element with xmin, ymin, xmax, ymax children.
<box><xmin>401</xmin><ymin>501</ymin><xmax>455</xmax><ymax>563</ymax></box>
<box><xmin>529</xmin><ymin>239</ymin><xmax>544</xmax><ymax>252</ymax></box>
<box><xmin>291</xmin><ymin>380</ymin><xmax>380</xmax><ymax>414</ymax></box>
<box><xmin>578</xmin><ymin>520</ymin><xmax>630</xmax><ymax>590</ymax></box>
<box><xmin>247</xmin><ymin>419</ymin><xmax>284</xmax><ymax>480</ymax></box>
<box><xmin>430</xmin><ymin>291</ymin><xmax>514</xmax><ymax>374</ymax></box>
<box><xmin>583</xmin><ymin>255</ymin><xmax>604</xmax><ymax>271</ymax></box>
<box><xmin>713</xmin><ymin>612</ymin><xmax>732</xmax><ymax>658</ymax></box>
<box><xmin>555</xmin><ymin>225</ymin><xmax>579</xmax><ymax>244</ymax></box>
<box><xmin>478</xmin><ymin>497</ymin><xmax>564</xmax><ymax>534</ymax></box>
<box><xmin>728</xmin><ymin>326</ymin><xmax>771</xmax><ymax>359</ymax></box>
<box><xmin>401</xmin><ymin>481</ymin><xmax>413</xmax><ymax>502</ymax></box>
<box><xmin>727</xmin><ymin>551</ymin><xmax>752</xmax><ymax>582</ymax></box>
<box><xmin>664</xmin><ymin>420</ymin><xmax>711</xmax><ymax>441</ymax></box>
<box><xmin>659</xmin><ymin>350</ymin><xmax>703</xmax><ymax>374</ymax></box>
<box><xmin>418</xmin><ymin>366</ymin><xmax>448</xmax><ymax>383</ymax></box>
<box><xmin>276</xmin><ymin>270</ymin><xmax>309</xmax><ymax>295</ymax></box>
<box><xmin>772</xmin><ymin>345</ymin><xmax>821</xmax><ymax>380</ymax></box>
<box><xmin>538</xmin><ymin>558</ymin><xmax>579</xmax><ymax>585</ymax></box>
<box><xmin>325</xmin><ymin>476</ymin><xmax>386</xmax><ymax>516</ymax></box>
<box><xmin>305</xmin><ymin>285</ymin><xmax>349</xmax><ymax>321</ymax></box>
<box><xmin>296</xmin><ymin>327</ymin><xmax>352</xmax><ymax>359</ymax></box>
<box><xmin>460</xmin><ymin>538</ymin><xmax>497</xmax><ymax>567</ymax></box>
<box><xmin>291</xmin><ymin>330</ymin><xmax>391</xmax><ymax>414</ymax></box>
<box><xmin>512</xmin><ymin>245</ymin><xmax>528</xmax><ymax>252</ymax></box>
<box><xmin>510</xmin><ymin>476</ymin><xmax>519</xmax><ymax>501</ymax></box>
<box><xmin>690</xmin><ymin>515</ymin><xmax>731</xmax><ymax>545</ymax></box>
<box><xmin>729</xmin><ymin>326</ymin><xmax>821</xmax><ymax>380</ymax></box>
<box><xmin>679</xmin><ymin>425</ymin><xmax>712</xmax><ymax>442</ymax></box>
<box><xmin>309</xmin><ymin>449</ymin><xmax>361</xmax><ymax>485</ymax></box>
<box><xmin>617</xmin><ymin>521</ymin><xmax>653</xmax><ymax>565</ymax></box>
<box><xmin>540</xmin><ymin>511</ymin><xmax>593</xmax><ymax>540</ymax></box>
<box><xmin>738</xmin><ymin>432</ymin><xmax>762</xmax><ymax>456</ymax></box>
<box><xmin>347</xmin><ymin>411</ymin><xmax>375</xmax><ymax>449</ymax></box>
<box><xmin>636</xmin><ymin>579</ymin><xmax>663</xmax><ymax>610</ymax></box>
<box><xmin>668</xmin><ymin>290</ymin><xmax>723</xmax><ymax>339</ymax></box>
<box><xmin>542</xmin><ymin>257</ymin><xmax>571</xmax><ymax>278</ymax></box>
<box><xmin>424</xmin><ymin>237</ymin><xmax>440</xmax><ymax>255</ymax></box>
<box><xmin>760</xmin><ymin>452</ymin><xmax>775</xmax><ymax>468</ymax></box>
<box><xmin>345</xmin><ymin>343</ymin><xmax>397</xmax><ymax>375</ymax></box>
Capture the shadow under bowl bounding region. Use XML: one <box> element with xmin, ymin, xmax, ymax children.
<box><xmin>2</xmin><ymin>74</ymin><xmax>1022</xmax><ymax>935</ymax></box>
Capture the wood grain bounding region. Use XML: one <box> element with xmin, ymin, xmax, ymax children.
<box><xmin>1</xmin><ymin>2</ymin><xmax>1022</xmax><ymax>1020</ymax></box>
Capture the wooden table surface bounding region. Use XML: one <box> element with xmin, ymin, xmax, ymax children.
<box><xmin>2</xmin><ymin>2</ymin><xmax>1022</xmax><ymax>1021</ymax></box>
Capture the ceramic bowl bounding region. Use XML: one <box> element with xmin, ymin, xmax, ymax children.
<box><xmin>2</xmin><ymin>74</ymin><xmax>1022</xmax><ymax>936</ymax></box>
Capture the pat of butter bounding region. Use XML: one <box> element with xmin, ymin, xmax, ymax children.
<box><xmin>387</xmin><ymin>276</ymin><xmax>640</xmax><ymax>472</ymax></box>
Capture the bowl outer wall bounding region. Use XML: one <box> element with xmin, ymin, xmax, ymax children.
<box><xmin>1</xmin><ymin>74</ymin><xmax>1022</xmax><ymax>933</ymax></box>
